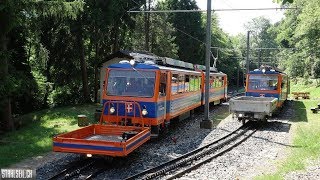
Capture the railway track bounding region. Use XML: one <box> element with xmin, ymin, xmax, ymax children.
<box><xmin>48</xmin><ymin>95</ymin><xmax>248</xmax><ymax>180</ymax></box>
<box><xmin>48</xmin><ymin>158</ymin><xmax>97</xmax><ymax>180</ymax></box>
<box><xmin>125</xmin><ymin>122</ymin><xmax>259</xmax><ymax>180</ymax></box>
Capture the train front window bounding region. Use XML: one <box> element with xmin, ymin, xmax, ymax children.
<box><xmin>248</xmin><ymin>75</ymin><xmax>278</xmax><ymax>91</ymax></box>
<box><xmin>106</xmin><ymin>70</ymin><xmax>156</xmax><ymax>97</ymax></box>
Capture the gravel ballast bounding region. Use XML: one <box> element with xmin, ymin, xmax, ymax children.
<box><xmin>94</xmin><ymin>101</ymin><xmax>295</xmax><ymax>179</ymax></box>
<box><xmin>27</xmin><ymin>101</ymin><xmax>319</xmax><ymax>179</ymax></box>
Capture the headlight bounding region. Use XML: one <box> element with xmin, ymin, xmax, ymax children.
<box><xmin>142</xmin><ymin>109</ymin><xmax>148</xmax><ymax>116</ymax></box>
<box><xmin>110</xmin><ymin>107</ymin><xmax>115</xmax><ymax>114</ymax></box>
<box><xmin>238</xmin><ymin>113</ymin><xmax>243</xmax><ymax>117</ymax></box>
<box><xmin>130</xmin><ymin>60</ymin><xmax>135</xmax><ymax>66</ymax></box>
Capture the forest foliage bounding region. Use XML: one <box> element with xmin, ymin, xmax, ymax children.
<box><xmin>233</xmin><ymin>0</ymin><xmax>320</xmax><ymax>83</ymax></box>
<box><xmin>0</xmin><ymin>0</ymin><xmax>319</xmax><ymax>131</ymax></box>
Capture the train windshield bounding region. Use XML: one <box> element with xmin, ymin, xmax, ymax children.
<box><xmin>106</xmin><ymin>69</ymin><xmax>156</xmax><ymax>97</ymax></box>
<box><xmin>248</xmin><ymin>75</ymin><xmax>278</xmax><ymax>91</ymax></box>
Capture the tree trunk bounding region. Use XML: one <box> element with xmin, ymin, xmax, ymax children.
<box><xmin>94</xmin><ymin>42</ymin><xmax>99</xmax><ymax>103</ymax></box>
<box><xmin>0</xmin><ymin>33</ymin><xmax>14</xmax><ymax>131</ymax></box>
<box><xmin>43</xmin><ymin>55</ymin><xmax>51</xmax><ymax>108</ymax></box>
<box><xmin>77</xmin><ymin>19</ymin><xmax>91</xmax><ymax>103</ymax></box>
<box><xmin>112</xmin><ymin>24</ymin><xmax>120</xmax><ymax>53</ymax></box>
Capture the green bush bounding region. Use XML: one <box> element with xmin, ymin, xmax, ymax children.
<box><xmin>48</xmin><ymin>86</ymin><xmax>75</xmax><ymax>107</ymax></box>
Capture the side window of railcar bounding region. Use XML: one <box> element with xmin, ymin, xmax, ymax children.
<box><xmin>219</xmin><ymin>77</ymin><xmax>223</xmax><ymax>87</ymax></box>
<box><xmin>178</xmin><ymin>74</ymin><xmax>185</xmax><ymax>93</ymax></box>
<box><xmin>185</xmin><ymin>75</ymin><xmax>190</xmax><ymax>92</ymax></box>
<box><xmin>189</xmin><ymin>75</ymin><xmax>201</xmax><ymax>91</ymax></box>
<box><xmin>214</xmin><ymin>77</ymin><xmax>218</xmax><ymax>88</ymax></box>
<box><xmin>196</xmin><ymin>76</ymin><xmax>201</xmax><ymax>91</ymax></box>
<box><xmin>210</xmin><ymin>76</ymin><xmax>213</xmax><ymax>89</ymax></box>
<box><xmin>190</xmin><ymin>75</ymin><xmax>198</xmax><ymax>91</ymax></box>
<box><xmin>171</xmin><ymin>74</ymin><xmax>179</xmax><ymax>95</ymax></box>
<box><xmin>214</xmin><ymin>77</ymin><xmax>219</xmax><ymax>87</ymax></box>
<box><xmin>189</xmin><ymin>75</ymin><xmax>194</xmax><ymax>91</ymax></box>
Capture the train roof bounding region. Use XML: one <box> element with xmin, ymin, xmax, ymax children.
<box><xmin>158</xmin><ymin>65</ymin><xmax>225</xmax><ymax>75</ymax></box>
<box><xmin>249</xmin><ymin>65</ymin><xmax>287</xmax><ymax>75</ymax></box>
<box><xmin>249</xmin><ymin>70</ymin><xmax>288</xmax><ymax>76</ymax></box>
<box><xmin>108</xmin><ymin>62</ymin><xmax>226</xmax><ymax>76</ymax></box>
<box><xmin>249</xmin><ymin>70</ymin><xmax>280</xmax><ymax>74</ymax></box>
<box><xmin>108</xmin><ymin>63</ymin><xmax>159</xmax><ymax>70</ymax></box>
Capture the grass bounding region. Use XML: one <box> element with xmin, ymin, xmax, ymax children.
<box><xmin>211</xmin><ymin>106</ymin><xmax>230</xmax><ymax>126</ymax></box>
<box><xmin>290</xmin><ymin>78</ymin><xmax>320</xmax><ymax>99</ymax></box>
<box><xmin>256</xmin><ymin>80</ymin><xmax>320</xmax><ymax>179</ymax></box>
<box><xmin>0</xmin><ymin>103</ymin><xmax>101</xmax><ymax>168</ymax></box>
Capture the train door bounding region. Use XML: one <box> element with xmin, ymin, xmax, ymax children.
<box><xmin>151</xmin><ymin>71</ymin><xmax>167</xmax><ymax>136</ymax></box>
<box><xmin>159</xmin><ymin>72</ymin><xmax>168</xmax><ymax>128</ymax></box>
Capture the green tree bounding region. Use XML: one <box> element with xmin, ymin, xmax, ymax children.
<box><xmin>274</xmin><ymin>0</ymin><xmax>320</xmax><ymax>78</ymax></box>
<box><xmin>244</xmin><ymin>17</ymin><xmax>278</xmax><ymax>69</ymax></box>
<box><xmin>0</xmin><ymin>0</ymin><xmax>83</xmax><ymax>131</ymax></box>
<box><xmin>275</xmin><ymin>0</ymin><xmax>294</xmax><ymax>4</ymax></box>
<box><xmin>312</xmin><ymin>60</ymin><xmax>320</xmax><ymax>86</ymax></box>
<box><xmin>84</xmin><ymin>0</ymin><xmax>144</xmax><ymax>102</ymax></box>
<box><xmin>210</xmin><ymin>15</ymin><xmax>242</xmax><ymax>87</ymax></box>
<box><xmin>166</xmin><ymin>0</ymin><xmax>205</xmax><ymax>64</ymax></box>
<box><xmin>129</xmin><ymin>1</ymin><xmax>178</xmax><ymax>58</ymax></box>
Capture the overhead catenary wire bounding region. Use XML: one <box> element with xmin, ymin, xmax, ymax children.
<box><xmin>127</xmin><ymin>0</ymin><xmax>294</xmax><ymax>64</ymax></box>
<box><xmin>252</xmin><ymin>47</ymin><xmax>296</xmax><ymax>50</ymax></box>
<box><xmin>127</xmin><ymin>7</ymin><xmax>299</xmax><ymax>13</ymax></box>
<box><xmin>229</xmin><ymin>57</ymin><xmax>280</xmax><ymax>59</ymax></box>
<box><xmin>211</xmin><ymin>46</ymin><xmax>297</xmax><ymax>51</ymax></box>
<box><xmin>128</xmin><ymin>0</ymin><xmax>221</xmax><ymax>63</ymax></box>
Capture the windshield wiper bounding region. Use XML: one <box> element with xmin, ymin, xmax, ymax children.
<box><xmin>132</xmin><ymin>67</ymin><xmax>154</xmax><ymax>84</ymax></box>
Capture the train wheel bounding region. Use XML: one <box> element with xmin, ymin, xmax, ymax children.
<box><xmin>261</xmin><ymin>116</ymin><xmax>268</xmax><ymax>124</ymax></box>
<box><xmin>151</xmin><ymin>125</ymin><xmax>160</xmax><ymax>134</ymax></box>
<box><xmin>151</xmin><ymin>125</ymin><xmax>160</xmax><ymax>138</ymax></box>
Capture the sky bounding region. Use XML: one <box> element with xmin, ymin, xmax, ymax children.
<box><xmin>196</xmin><ymin>0</ymin><xmax>285</xmax><ymax>35</ymax></box>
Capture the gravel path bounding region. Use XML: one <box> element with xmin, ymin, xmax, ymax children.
<box><xmin>17</xmin><ymin>100</ymin><xmax>320</xmax><ymax>179</ymax></box>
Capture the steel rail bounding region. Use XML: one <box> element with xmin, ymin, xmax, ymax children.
<box><xmin>48</xmin><ymin>159</ymin><xmax>95</xmax><ymax>180</ymax></box>
<box><xmin>143</xmin><ymin>126</ymin><xmax>251</xmax><ymax>180</ymax></box>
<box><xmin>85</xmin><ymin>167</ymin><xmax>107</xmax><ymax>180</ymax></box>
<box><xmin>166</xmin><ymin>127</ymin><xmax>258</xmax><ymax>180</ymax></box>
<box><xmin>125</xmin><ymin>123</ymin><xmax>251</xmax><ymax>180</ymax></box>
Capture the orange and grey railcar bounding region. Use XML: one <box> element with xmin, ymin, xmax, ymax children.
<box><xmin>245</xmin><ymin>66</ymin><xmax>289</xmax><ymax>107</ymax></box>
<box><xmin>53</xmin><ymin>58</ymin><xmax>227</xmax><ymax>157</ymax></box>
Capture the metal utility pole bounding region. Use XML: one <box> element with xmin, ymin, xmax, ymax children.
<box><xmin>258</xmin><ymin>49</ymin><xmax>261</xmax><ymax>68</ymax></box>
<box><xmin>200</xmin><ymin>0</ymin><xmax>213</xmax><ymax>129</ymax></box>
<box><xmin>246</xmin><ymin>31</ymin><xmax>250</xmax><ymax>73</ymax></box>
<box><xmin>237</xmin><ymin>66</ymin><xmax>239</xmax><ymax>92</ymax></box>
<box><xmin>144</xmin><ymin>0</ymin><xmax>151</xmax><ymax>51</ymax></box>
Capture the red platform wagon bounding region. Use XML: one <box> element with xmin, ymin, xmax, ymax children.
<box><xmin>53</xmin><ymin>101</ymin><xmax>151</xmax><ymax>157</ymax></box>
